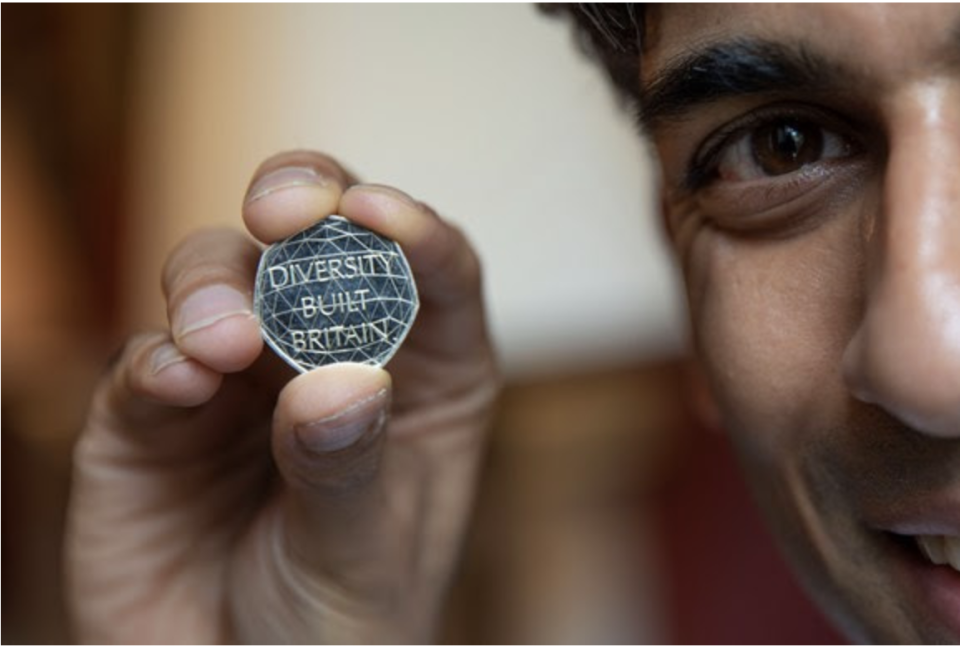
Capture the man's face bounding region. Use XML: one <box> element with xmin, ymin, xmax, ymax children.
<box><xmin>643</xmin><ymin>4</ymin><xmax>960</xmax><ymax>642</ymax></box>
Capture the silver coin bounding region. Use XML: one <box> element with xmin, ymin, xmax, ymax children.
<box><xmin>254</xmin><ymin>215</ymin><xmax>419</xmax><ymax>372</ymax></box>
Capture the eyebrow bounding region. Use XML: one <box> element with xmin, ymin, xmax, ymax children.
<box><xmin>637</xmin><ymin>38</ymin><xmax>848</xmax><ymax>133</ymax></box>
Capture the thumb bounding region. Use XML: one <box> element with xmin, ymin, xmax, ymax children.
<box><xmin>270</xmin><ymin>363</ymin><xmax>395</xmax><ymax>586</ymax></box>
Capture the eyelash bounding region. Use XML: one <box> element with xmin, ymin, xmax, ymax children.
<box><xmin>683</xmin><ymin>104</ymin><xmax>860</xmax><ymax>192</ymax></box>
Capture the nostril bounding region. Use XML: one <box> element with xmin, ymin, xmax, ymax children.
<box><xmin>841</xmin><ymin>326</ymin><xmax>876</xmax><ymax>403</ymax></box>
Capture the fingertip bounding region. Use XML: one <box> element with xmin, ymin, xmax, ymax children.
<box><xmin>242</xmin><ymin>151</ymin><xmax>355</xmax><ymax>243</ymax></box>
<box><xmin>169</xmin><ymin>281</ymin><xmax>263</xmax><ymax>373</ymax></box>
<box><xmin>340</xmin><ymin>184</ymin><xmax>482</xmax><ymax>306</ymax></box>
<box><xmin>243</xmin><ymin>176</ymin><xmax>343</xmax><ymax>243</ymax></box>
<box><xmin>339</xmin><ymin>184</ymin><xmax>426</xmax><ymax>235</ymax></box>
<box><xmin>163</xmin><ymin>230</ymin><xmax>267</xmax><ymax>373</ymax></box>
<box><xmin>174</xmin><ymin>312</ymin><xmax>264</xmax><ymax>374</ymax></box>
<box><xmin>119</xmin><ymin>334</ymin><xmax>223</xmax><ymax>412</ymax></box>
<box><xmin>146</xmin><ymin>342</ymin><xmax>224</xmax><ymax>407</ymax></box>
<box><xmin>277</xmin><ymin>363</ymin><xmax>392</xmax><ymax>429</ymax></box>
<box><xmin>272</xmin><ymin>363</ymin><xmax>391</xmax><ymax>501</ymax></box>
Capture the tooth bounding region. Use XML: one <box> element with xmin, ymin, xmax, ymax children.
<box><xmin>944</xmin><ymin>537</ymin><xmax>960</xmax><ymax>571</ymax></box>
<box><xmin>918</xmin><ymin>535</ymin><xmax>949</xmax><ymax>565</ymax></box>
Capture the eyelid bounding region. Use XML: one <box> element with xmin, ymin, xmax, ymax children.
<box><xmin>684</xmin><ymin>102</ymin><xmax>863</xmax><ymax>191</ymax></box>
<box><xmin>695</xmin><ymin>158</ymin><xmax>869</xmax><ymax>238</ymax></box>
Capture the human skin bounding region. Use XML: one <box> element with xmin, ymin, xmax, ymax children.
<box><xmin>66</xmin><ymin>151</ymin><xmax>499</xmax><ymax>642</ymax></box>
<box><xmin>644</xmin><ymin>4</ymin><xmax>960</xmax><ymax>642</ymax></box>
<box><xmin>65</xmin><ymin>5</ymin><xmax>960</xmax><ymax>644</ymax></box>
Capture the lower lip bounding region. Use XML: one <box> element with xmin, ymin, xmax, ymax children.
<box><xmin>888</xmin><ymin>534</ymin><xmax>960</xmax><ymax>640</ymax></box>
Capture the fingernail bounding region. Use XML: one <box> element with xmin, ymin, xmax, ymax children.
<box><xmin>295</xmin><ymin>389</ymin><xmax>389</xmax><ymax>453</ymax></box>
<box><xmin>349</xmin><ymin>183</ymin><xmax>420</xmax><ymax>210</ymax></box>
<box><xmin>151</xmin><ymin>342</ymin><xmax>188</xmax><ymax>375</ymax></box>
<box><xmin>175</xmin><ymin>285</ymin><xmax>252</xmax><ymax>338</ymax></box>
<box><xmin>245</xmin><ymin>166</ymin><xmax>330</xmax><ymax>205</ymax></box>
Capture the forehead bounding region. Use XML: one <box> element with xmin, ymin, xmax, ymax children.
<box><xmin>643</xmin><ymin>4</ymin><xmax>960</xmax><ymax>85</ymax></box>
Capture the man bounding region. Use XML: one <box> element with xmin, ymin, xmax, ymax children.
<box><xmin>68</xmin><ymin>4</ymin><xmax>960</xmax><ymax>643</ymax></box>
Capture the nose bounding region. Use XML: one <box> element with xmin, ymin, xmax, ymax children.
<box><xmin>842</xmin><ymin>85</ymin><xmax>960</xmax><ymax>438</ymax></box>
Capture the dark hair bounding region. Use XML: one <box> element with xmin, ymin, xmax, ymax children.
<box><xmin>540</xmin><ymin>4</ymin><xmax>647</xmax><ymax>102</ymax></box>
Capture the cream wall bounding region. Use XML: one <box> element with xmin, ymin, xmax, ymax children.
<box><xmin>126</xmin><ymin>4</ymin><xmax>685</xmax><ymax>378</ymax></box>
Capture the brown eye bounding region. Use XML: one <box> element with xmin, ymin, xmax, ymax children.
<box><xmin>712</xmin><ymin>114</ymin><xmax>854</xmax><ymax>183</ymax></box>
<box><xmin>750</xmin><ymin>120</ymin><xmax>824</xmax><ymax>176</ymax></box>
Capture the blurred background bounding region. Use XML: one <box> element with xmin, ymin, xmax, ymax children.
<box><xmin>3</xmin><ymin>4</ymin><xmax>840</xmax><ymax>643</ymax></box>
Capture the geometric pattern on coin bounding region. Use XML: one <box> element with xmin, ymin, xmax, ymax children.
<box><xmin>254</xmin><ymin>215</ymin><xmax>419</xmax><ymax>372</ymax></box>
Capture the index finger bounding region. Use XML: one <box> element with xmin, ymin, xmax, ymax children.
<box><xmin>338</xmin><ymin>184</ymin><xmax>490</xmax><ymax>363</ymax></box>
<box><xmin>339</xmin><ymin>184</ymin><xmax>483</xmax><ymax>309</ymax></box>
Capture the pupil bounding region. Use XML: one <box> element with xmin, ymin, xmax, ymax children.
<box><xmin>752</xmin><ymin>120</ymin><xmax>823</xmax><ymax>176</ymax></box>
<box><xmin>775</xmin><ymin>125</ymin><xmax>803</xmax><ymax>157</ymax></box>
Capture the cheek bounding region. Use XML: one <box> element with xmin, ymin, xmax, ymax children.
<box><xmin>684</xmin><ymin>217</ymin><xmax>865</xmax><ymax>457</ymax></box>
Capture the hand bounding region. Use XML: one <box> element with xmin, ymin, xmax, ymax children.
<box><xmin>66</xmin><ymin>151</ymin><xmax>499</xmax><ymax>643</ymax></box>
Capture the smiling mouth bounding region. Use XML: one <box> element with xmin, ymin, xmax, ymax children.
<box><xmin>880</xmin><ymin>530</ymin><xmax>960</xmax><ymax>641</ymax></box>
<box><xmin>915</xmin><ymin>535</ymin><xmax>960</xmax><ymax>571</ymax></box>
